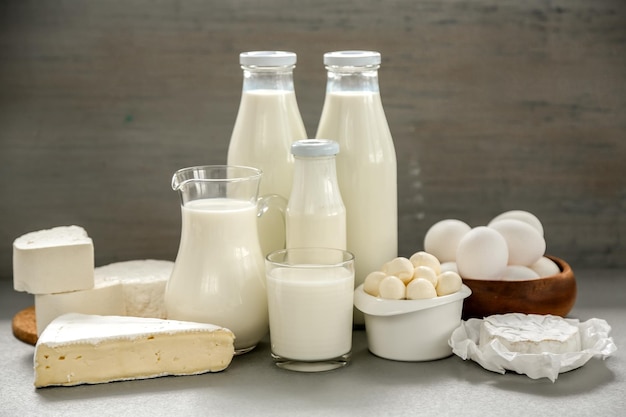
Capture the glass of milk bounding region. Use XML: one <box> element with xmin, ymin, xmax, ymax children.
<box><xmin>265</xmin><ymin>247</ymin><xmax>355</xmax><ymax>372</ymax></box>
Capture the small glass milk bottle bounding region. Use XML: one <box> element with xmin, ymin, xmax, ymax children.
<box><xmin>315</xmin><ymin>51</ymin><xmax>398</xmax><ymax>325</ymax></box>
<box><xmin>228</xmin><ymin>51</ymin><xmax>308</xmax><ymax>256</ymax></box>
<box><xmin>286</xmin><ymin>139</ymin><xmax>346</xmax><ymax>252</ymax></box>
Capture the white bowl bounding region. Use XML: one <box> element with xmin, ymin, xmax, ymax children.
<box><xmin>354</xmin><ymin>284</ymin><xmax>472</xmax><ymax>361</ymax></box>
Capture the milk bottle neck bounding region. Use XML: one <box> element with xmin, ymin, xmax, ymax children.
<box><xmin>292</xmin><ymin>155</ymin><xmax>342</xmax><ymax>207</ymax></box>
<box><xmin>242</xmin><ymin>65</ymin><xmax>296</xmax><ymax>92</ymax></box>
<box><xmin>325</xmin><ymin>65</ymin><xmax>380</xmax><ymax>93</ymax></box>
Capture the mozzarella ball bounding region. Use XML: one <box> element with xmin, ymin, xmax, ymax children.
<box><xmin>423</xmin><ymin>219</ymin><xmax>471</xmax><ymax>262</ymax></box>
<box><xmin>456</xmin><ymin>226</ymin><xmax>508</xmax><ymax>280</ymax></box>
<box><xmin>489</xmin><ymin>219</ymin><xmax>546</xmax><ymax>266</ymax></box>
<box><xmin>501</xmin><ymin>265</ymin><xmax>541</xmax><ymax>281</ymax></box>
<box><xmin>413</xmin><ymin>265</ymin><xmax>438</xmax><ymax>287</ymax></box>
<box><xmin>363</xmin><ymin>271</ymin><xmax>387</xmax><ymax>296</ymax></box>
<box><xmin>379</xmin><ymin>275</ymin><xmax>406</xmax><ymax>300</ymax></box>
<box><xmin>406</xmin><ymin>278</ymin><xmax>437</xmax><ymax>300</ymax></box>
<box><xmin>488</xmin><ymin>210</ymin><xmax>544</xmax><ymax>236</ymax></box>
<box><xmin>436</xmin><ymin>271</ymin><xmax>463</xmax><ymax>296</ymax></box>
<box><xmin>440</xmin><ymin>261</ymin><xmax>458</xmax><ymax>274</ymax></box>
<box><xmin>382</xmin><ymin>257</ymin><xmax>414</xmax><ymax>284</ymax></box>
<box><xmin>530</xmin><ymin>257</ymin><xmax>561</xmax><ymax>277</ymax></box>
<box><xmin>409</xmin><ymin>251</ymin><xmax>441</xmax><ymax>275</ymax></box>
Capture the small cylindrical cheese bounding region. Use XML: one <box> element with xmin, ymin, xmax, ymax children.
<box><xmin>406</xmin><ymin>278</ymin><xmax>437</xmax><ymax>300</ymax></box>
<box><xmin>363</xmin><ymin>271</ymin><xmax>387</xmax><ymax>297</ymax></box>
<box><xmin>13</xmin><ymin>226</ymin><xmax>94</xmax><ymax>294</ymax></box>
<box><xmin>382</xmin><ymin>257</ymin><xmax>414</xmax><ymax>284</ymax></box>
<box><xmin>378</xmin><ymin>275</ymin><xmax>406</xmax><ymax>300</ymax></box>
<box><xmin>409</xmin><ymin>251</ymin><xmax>441</xmax><ymax>276</ymax></box>
<box><xmin>436</xmin><ymin>271</ymin><xmax>463</xmax><ymax>296</ymax></box>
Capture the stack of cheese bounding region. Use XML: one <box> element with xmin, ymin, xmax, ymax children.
<box><xmin>13</xmin><ymin>225</ymin><xmax>235</xmax><ymax>387</ymax></box>
<box><xmin>13</xmin><ymin>225</ymin><xmax>173</xmax><ymax>335</ymax></box>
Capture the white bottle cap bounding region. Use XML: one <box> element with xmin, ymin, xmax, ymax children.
<box><xmin>323</xmin><ymin>51</ymin><xmax>381</xmax><ymax>66</ymax></box>
<box><xmin>240</xmin><ymin>51</ymin><xmax>297</xmax><ymax>66</ymax></box>
<box><xmin>291</xmin><ymin>139</ymin><xmax>340</xmax><ymax>157</ymax></box>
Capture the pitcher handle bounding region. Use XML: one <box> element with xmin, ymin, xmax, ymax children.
<box><xmin>257</xmin><ymin>194</ymin><xmax>287</xmax><ymax>220</ymax></box>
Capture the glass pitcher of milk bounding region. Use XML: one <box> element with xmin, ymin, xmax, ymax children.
<box><xmin>165</xmin><ymin>165</ymin><xmax>285</xmax><ymax>354</ymax></box>
<box><xmin>228</xmin><ymin>51</ymin><xmax>308</xmax><ymax>257</ymax></box>
<box><xmin>315</xmin><ymin>51</ymin><xmax>398</xmax><ymax>326</ymax></box>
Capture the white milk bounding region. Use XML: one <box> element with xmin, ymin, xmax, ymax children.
<box><xmin>286</xmin><ymin>212</ymin><xmax>346</xmax><ymax>251</ymax></box>
<box><xmin>316</xmin><ymin>91</ymin><xmax>398</xmax><ymax>323</ymax></box>
<box><xmin>165</xmin><ymin>198</ymin><xmax>268</xmax><ymax>351</ymax></box>
<box><xmin>228</xmin><ymin>90</ymin><xmax>308</xmax><ymax>255</ymax></box>
<box><xmin>267</xmin><ymin>266</ymin><xmax>354</xmax><ymax>360</ymax></box>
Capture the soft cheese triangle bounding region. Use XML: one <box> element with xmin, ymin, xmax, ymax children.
<box><xmin>479</xmin><ymin>313</ymin><xmax>581</xmax><ymax>354</ymax></box>
<box><xmin>34</xmin><ymin>313</ymin><xmax>235</xmax><ymax>388</ymax></box>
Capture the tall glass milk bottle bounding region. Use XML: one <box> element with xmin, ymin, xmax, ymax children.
<box><xmin>286</xmin><ymin>139</ymin><xmax>346</xmax><ymax>252</ymax></box>
<box><xmin>228</xmin><ymin>51</ymin><xmax>308</xmax><ymax>256</ymax></box>
<box><xmin>315</xmin><ymin>51</ymin><xmax>398</xmax><ymax>325</ymax></box>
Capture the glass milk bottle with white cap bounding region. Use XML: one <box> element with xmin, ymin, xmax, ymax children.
<box><xmin>228</xmin><ymin>51</ymin><xmax>308</xmax><ymax>255</ymax></box>
<box><xmin>286</xmin><ymin>139</ymin><xmax>346</xmax><ymax>252</ymax></box>
<box><xmin>315</xmin><ymin>51</ymin><xmax>398</xmax><ymax>325</ymax></box>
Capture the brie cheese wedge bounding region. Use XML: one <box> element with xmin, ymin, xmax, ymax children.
<box><xmin>34</xmin><ymin>313</ymin><xmax>235</xmax><ymax>387</ymax></box>
<box><xmin>479</xmin><ymin>313</ymin><xmax>581</xmax><ymax>354</ymax></box>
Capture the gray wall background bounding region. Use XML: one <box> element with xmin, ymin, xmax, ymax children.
<box><xmin>1</xmin><ymin>0</ymin><xmax>624</xmax><ymax>280</ymax></box>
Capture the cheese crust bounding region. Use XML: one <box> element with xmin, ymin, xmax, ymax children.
<box><xmin>479</xmin><ymin>313</ymin><xmax>581</xmax><ymax>354</ymax></box>
<box><xmin>35</xmin><ymin>313</ymin><xmax>235</xmax><ymax>387</ymax></box>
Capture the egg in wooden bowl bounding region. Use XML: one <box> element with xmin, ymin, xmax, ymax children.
<box><xmin>423</xmin><ymin>211</ymin><xmax>577</xmax><ymax>320</ymax></box>
<box><xmin>461</xmin><ymin>255</ymin><xmax>576</xmax><ymax>319</ymax></box>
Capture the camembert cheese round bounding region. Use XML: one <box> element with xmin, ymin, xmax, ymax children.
<box><xmin>479</xmin><ymin>313</ymin><xmax>581</xmax><ymax>354</ymax></box>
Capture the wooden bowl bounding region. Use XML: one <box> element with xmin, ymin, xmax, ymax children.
<box><xmin>461</xmin><ymin>255</ymin><xmax>576</xmax><ymax>319</ymax></box>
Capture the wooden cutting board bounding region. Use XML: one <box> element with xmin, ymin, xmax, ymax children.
<box><xmin>12</xmin><ymin>306</ymin><xmax>37</xmax><ymax>345</ymax></box>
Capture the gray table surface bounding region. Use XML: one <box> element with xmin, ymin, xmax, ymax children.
<box><xmin>1</xmin><ymin>270</ymin><xmax>624</xmax><ymax>417</ymax></box>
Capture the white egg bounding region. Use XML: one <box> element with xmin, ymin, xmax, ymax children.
<box><xmin>488</xmin><ymin>210</ymin><xmax>544</xmax><ymax>236</ymax></box>
<box><xmin>501</xmin><ymin>265</ymin><xmax>541</xmax><ymax>281</ymax></box>
<box><xmin>440</xmin><ymin>261</ymin><xmax>458</xmax><ymax>274</ymax></box>
<box><xmin>456</xmin><ymin>226</ymin><xmax>508</xmax><ymax>280</ymax></box>
<box><xmin>530</xmin><ymin>257</ymin><xmax>561</xmax><ymax>277</ymax></box>
<box><xmin>424</xmin><ymin>219</ymin><xmax>471</xmax><ymax>262</ymax></box>
<box><xmin>489</xmin><ymin>219</ymin><xmax>546</xmax><ymax>266</ymax></box>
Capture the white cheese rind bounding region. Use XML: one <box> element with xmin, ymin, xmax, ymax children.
<box><xmin>34</xmin><ymin>313</ymin><xmax>235</xmax><ymax>387</ymax></box>
<box><xmin>35</xmin><ymin>281</ymin><xmax>125</xmax><ymax>336</ymax></box>
<box><xmin>13</xmin><ymin>226</ymin><xmax>94</xmax><ymax>294</ymax></box>
<box><xmin>479</xmin><ymin>313</ymin><xmax>581</xmax><ymax>354</ymax></box>
<box><xmin>94</xmin><ymin>259</ymin><xmax>173</xmax><ymax>318</ymax></box>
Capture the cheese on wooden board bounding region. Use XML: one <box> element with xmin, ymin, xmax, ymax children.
<box><xmin>34</xmin><ymin>313</ymin><xmax>235</xmax><ymax>388</ymax></box>
<box><xmin>94</xmin><ymin>259</ymin><xmax>173</xmax><ymax>318</ymax></box>
<box><xmin>13</xmin><ymin>226</ymin><xmax>94</xmax><ymax>294</ymax></box>
<box><xmin>479</xmin><ymin>313</ymin><xmax>581</xmax><ymax>354</ymax></box>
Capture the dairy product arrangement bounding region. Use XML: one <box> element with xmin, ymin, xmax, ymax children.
<box><xmin>7</xmin><ymin>50</ymin><xmax>617</xmax><ymax>389</ymax></box>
